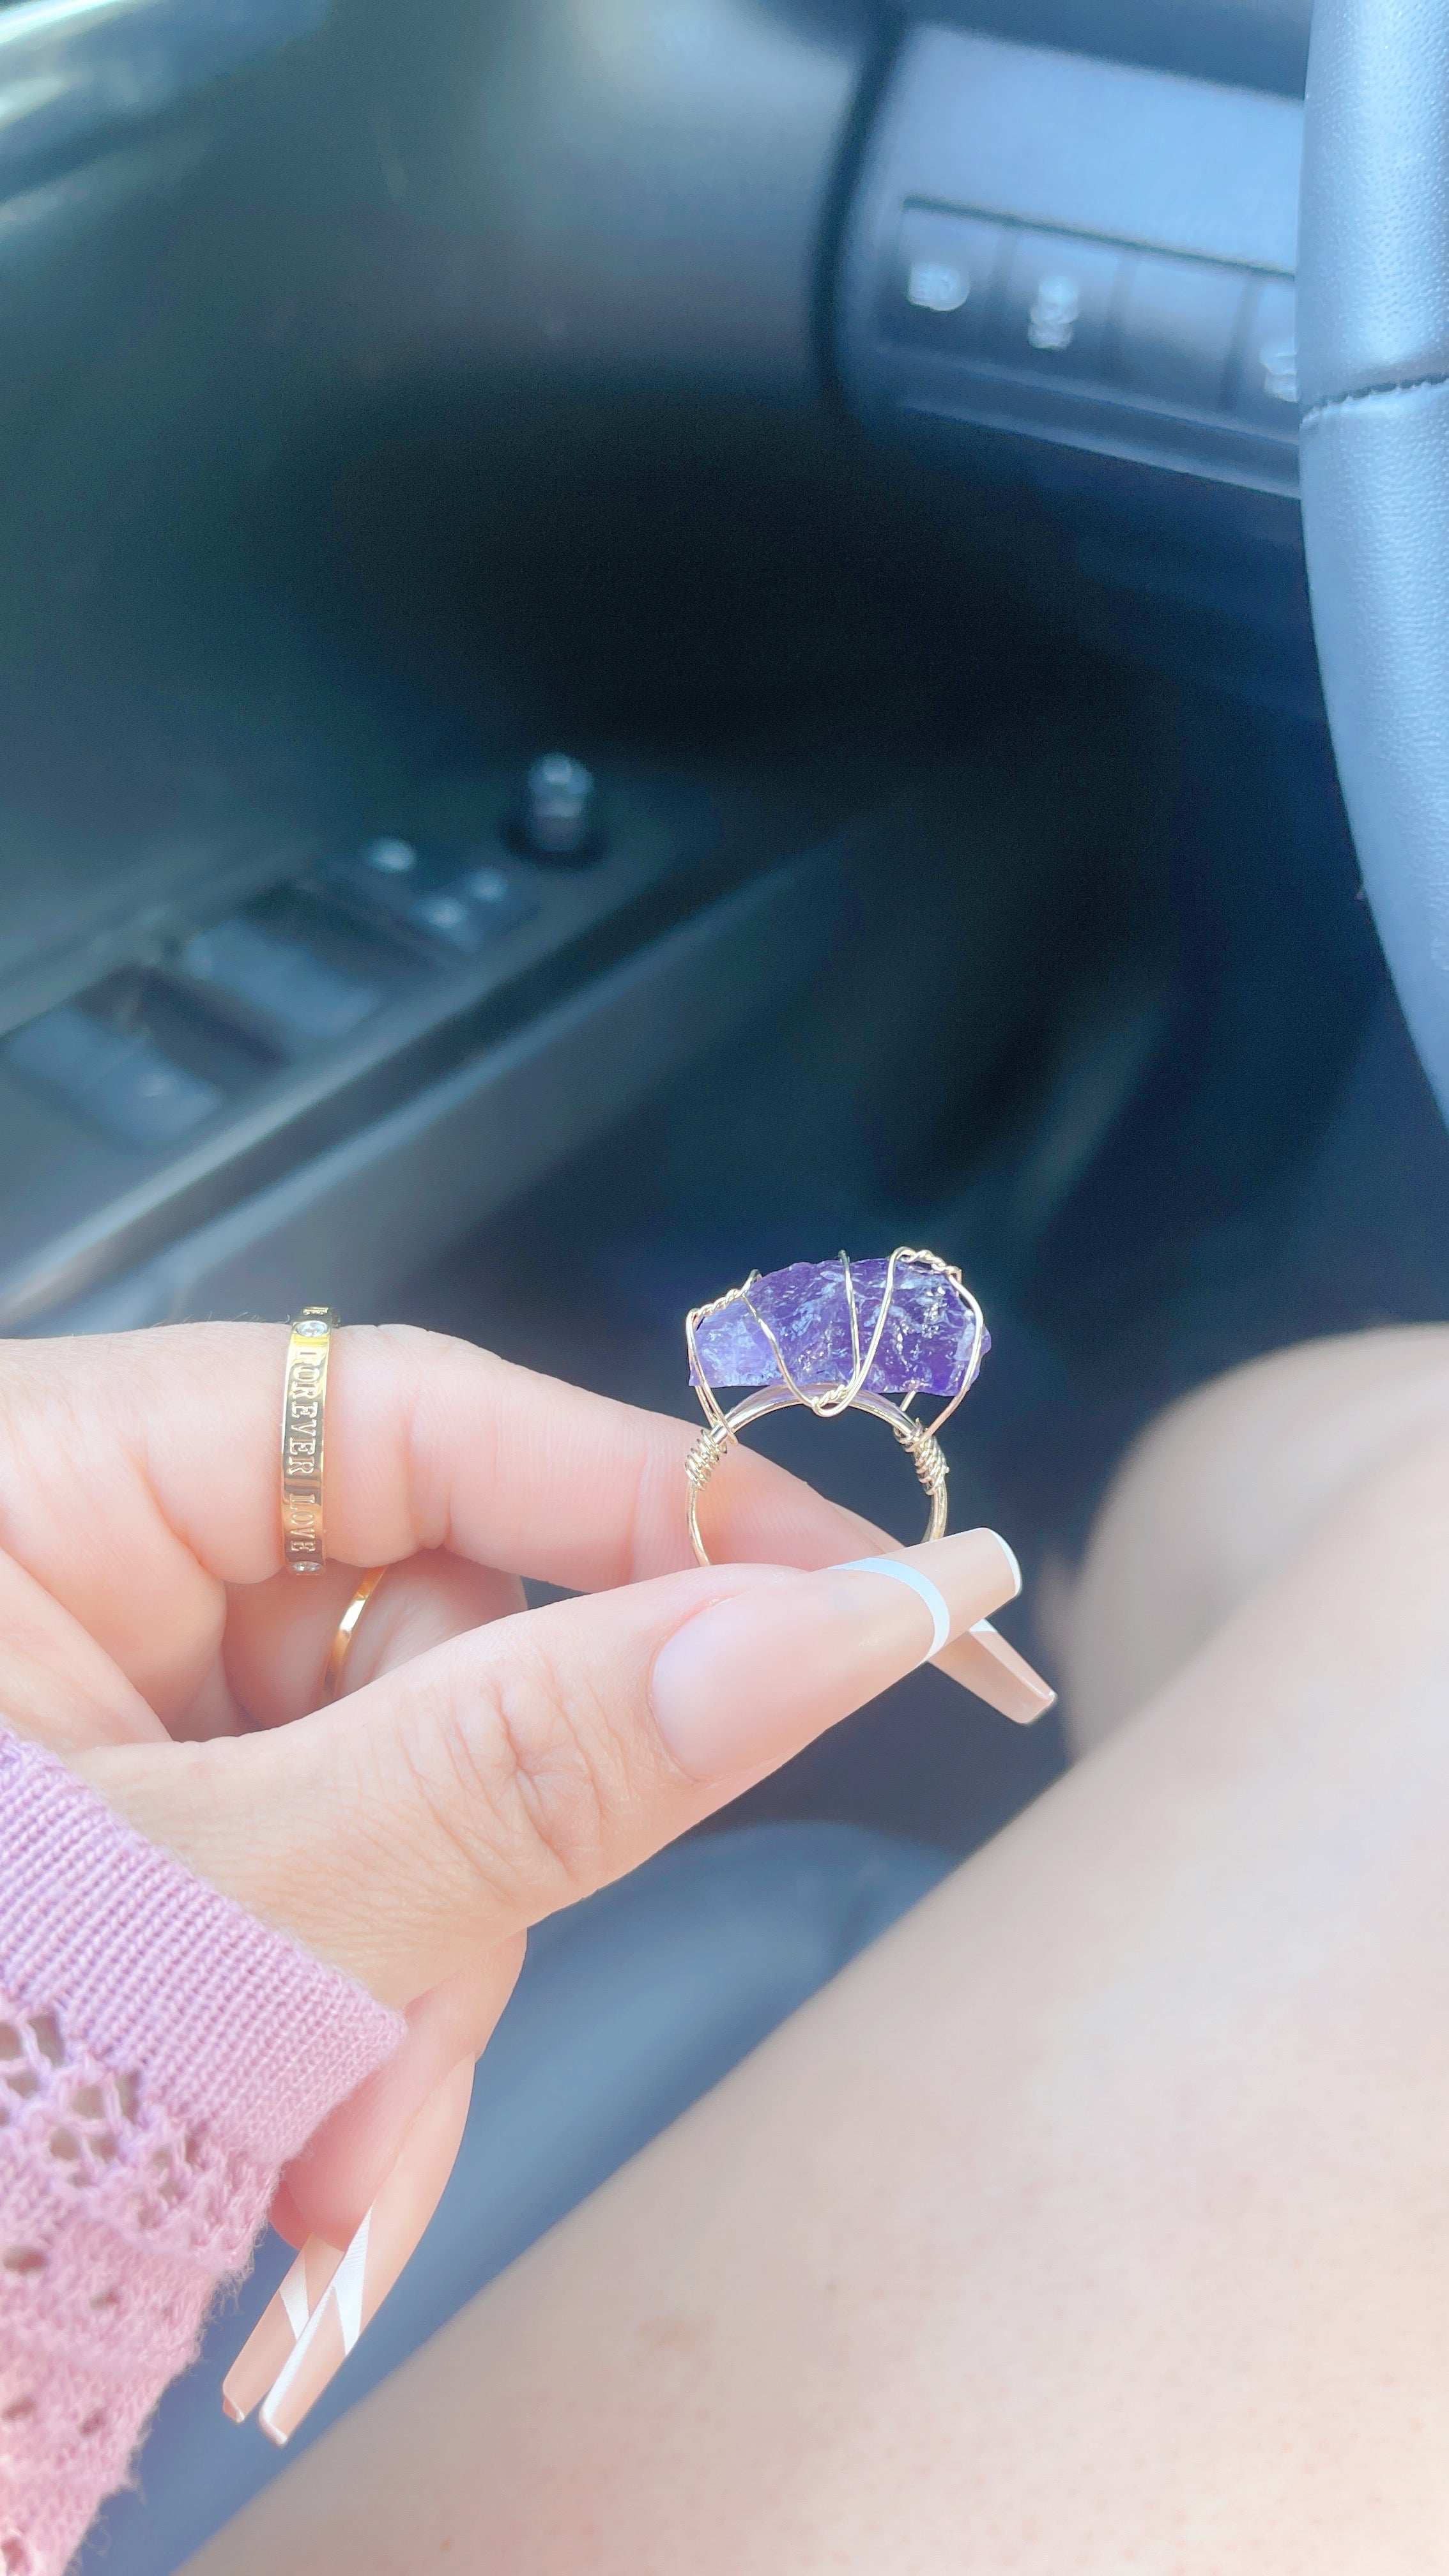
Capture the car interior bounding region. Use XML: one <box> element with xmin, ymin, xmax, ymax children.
<box><xmin>8</xmin><ymin>0</ymin><xmax>1449</xmax><ymax>2562</ymax></box>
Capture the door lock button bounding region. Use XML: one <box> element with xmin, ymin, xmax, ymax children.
<box><xmin>519</xmin><ymin>754</ymin><xmax>599</xmax><ymax>860</ymax></box>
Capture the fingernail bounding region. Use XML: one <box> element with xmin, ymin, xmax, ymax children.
<box><xmin>652</xmin><ymin>1528</ymin><xmax>1022</xmax><ymax>1781</ymax></box>
<box><xmin>240</xmin><ymin>2060</ymin><xmax>471</xmax><ymax>2446</ymax></box>
<box><xmin>936</xmin><ymin>1620</ymin><xmax>1057</xmax><ymax>1725</ymax></box>
<box><xmin>222</xmin><ymin>2235</ymin><xmax>344</xmax><ymax>2425</ymax></box>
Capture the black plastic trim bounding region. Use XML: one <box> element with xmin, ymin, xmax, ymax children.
<box><xmin>838</xmin><ymin>27</ymin><xmax>1303</xmax><ymax>495</ymax></box>
<box><xmin>910</xmin><ymin>0</ymin><xmax>1310</xmax><ymax>100</ymax></box>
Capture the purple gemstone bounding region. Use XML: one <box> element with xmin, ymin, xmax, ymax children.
<box><xmin>689</xmin><ymin>1255</ymin><xmax>988</xmax><ymax>1399</ymax></box>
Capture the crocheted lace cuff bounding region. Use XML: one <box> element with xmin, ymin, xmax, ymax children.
<box><xmin>0</xmin><ymin>1729</ymin><xmax>404</xmax><ymax>2576</ymax></box>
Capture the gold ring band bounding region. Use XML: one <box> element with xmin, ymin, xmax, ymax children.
<box><xmin>321</xmin><ymin>1565</ymin><xmax>389</xmax><ymax>1703</ymax></box>
<box><xmin>686</xmin><ymin>1386</ymin><xmax>950</xmax><ymax>1567</ymax></box>
<box><xmin>281</xmin><ymin>1306</ymin><xmax>339</xmax><ymax>1574</ymax></box>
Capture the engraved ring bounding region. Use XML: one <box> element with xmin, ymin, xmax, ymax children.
<box><xmin>281</xmin><ymin>1306</ymin><xmax>339</xmax><ymax>1575</ymax></box>
<box><xmin>684</xmin><ymin>1248</ymin><xmax>988</xmax><ymax>1567</ymax></box>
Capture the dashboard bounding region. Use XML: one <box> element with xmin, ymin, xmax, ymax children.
<box><xmin>0</xmin><ymin>0</ymin><xmax>1315</xmax><ymax>1334</ymax></box>
<box><xmin>912</xmin><ymin>0</ymin><xmax>1308</xmax><ymax>95</ymax></box>
<box><xmin>840</xmin><ymin>29</ymin><xmax>1301</xmax><ymax>496</ymax></box>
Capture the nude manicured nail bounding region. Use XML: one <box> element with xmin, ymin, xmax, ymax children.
<box><xmin>652</xmin><ymin>1528</ymin><xmax>1023</xmax><ymax>1781</ymax></box>
<box><xmin>936</xmin><ymin>1620</ymin><xmax>1057</xmax><ymax>1725</ymax></box>
<box><xmin>222</xmin><ymin>2234</ymin><xmax>344</xmax><ymax>2424</ymax></box>
<box><xmin>226</xmin><ymin>2059</ymin><xmax>473</xmax><ymax>2446</ymax></box>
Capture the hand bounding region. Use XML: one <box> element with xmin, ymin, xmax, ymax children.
<box><xmin>0</xmin><ymin>1321</ymin><xmax>1045</xmax><ymax>2428</ymax></box>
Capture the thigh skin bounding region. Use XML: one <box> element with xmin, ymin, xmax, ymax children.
<box><xmin>188</xmin><ymin>1351</ymin><xmax>1449</xmax><ymax>2576</ymax></box>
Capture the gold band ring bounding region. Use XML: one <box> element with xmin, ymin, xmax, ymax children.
<box><xmin>687</xmin><ymin>1384</ymin><xmax>952</xmax><ymax>1565</ymax></box>
<box><xmin>684</xmin><ymin>1248</ymin><xmax>987</xmax><ymax>1568</ymax></box>
<box><xmin>321</xmin><ymin>1565</ymin><xmax>389</xmax><ymax>1703</ymax></box>
<box><xmin>281</xmin><ymin>1306</ymin><xmax>339</xmax><ymax>1574</ymax></box>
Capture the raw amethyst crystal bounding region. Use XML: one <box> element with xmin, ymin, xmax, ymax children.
<box><xmin>689</xmin><ymin>1255</ymin><xmax>987</xmax><ymax>1399</ymax></box>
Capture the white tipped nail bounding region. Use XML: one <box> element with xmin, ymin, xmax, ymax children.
<box><xmin>838</xmin><ymin>1557</ymin><xmax>952</xmax><ymax>1656</ymax></box>
<box><xmin>941</xmin><ymin>1617</ymin><xmax>1057</xmax><ymax>1724</ymax></box>
<box><xmin>995</xmin><ymin>1536</ymin><xmax>1023</xmax><ymax>1599</ymax></box>
<box><xmin>222</xmin><ymin>2235</ymin><xmax>344</xmax><ymax>2426</ymax></box>
<box><xmin>254</xmin><ymin>2059</ymin><xmax>473</xmax><ymax>2447</ymax></box>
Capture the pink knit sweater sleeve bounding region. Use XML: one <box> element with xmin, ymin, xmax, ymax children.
<box><xmin>0</xmin><ymin>1729</ymin><xmax>404</xmax><ymax>2576</ymax></box>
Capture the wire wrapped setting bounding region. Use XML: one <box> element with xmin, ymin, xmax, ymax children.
<box><xmin>684</xmin><ymin>1248</ymin><xmax>983</xmax><ymax>1565</ymax></box>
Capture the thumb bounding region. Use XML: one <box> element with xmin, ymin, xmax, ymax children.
<box><xmin>76</xmin><ymin>1529</ymin><xmax>1023</xmax><ymax>2007</ymax></box>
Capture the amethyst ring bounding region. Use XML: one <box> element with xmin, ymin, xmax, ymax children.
<box><xmin>684</xmin><ymin>1247</ymin><xmax>989</xmax><ymax>1565</ymax></box>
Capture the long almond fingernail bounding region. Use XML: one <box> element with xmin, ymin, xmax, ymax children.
<box><xmin>839</xmin><ymin>1540</ymin><xmax>1054</xmax><ymax>1722</ymax></box>
<box><xmin>936</xmin><ymin>1620</ymin><xmax>1057</xmax><ymax>1724</ymax></box>
<box><xmin>222</xmin><ymin>2234</ymin><xmax>344</xmax><ymax>2424</ymax></box>
<box><xmin>257</xmin><ymin>2057</ymin><xmax>473</xmax><ymax>2446</ymax></box>
<box><xmin>651</xmin><ymin>1528</ymin><xmax>1022</xmax><ymax>1781</ymax></box>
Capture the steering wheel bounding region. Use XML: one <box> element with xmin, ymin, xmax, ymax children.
<box><xmin>1298</xmin><ymin>0</ymin><xmax>1449</xmax><ymax>1120</ymax></box>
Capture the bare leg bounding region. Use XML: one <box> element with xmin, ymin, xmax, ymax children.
<box><xmin>1067</xmin><ymin>1322</ymin><xmax>1449</xmax><ymax>1748</ymax></box>
<box><xmin>189</xmin><ymin>1334</ymin><xmax>1449</xmax><ymax>2576</ymax></box>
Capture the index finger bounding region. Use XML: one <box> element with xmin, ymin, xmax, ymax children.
<box><xmin>0</xmin><ymin>1323</ymin><xmax>886</xmax><ymax>1697</ymax></box>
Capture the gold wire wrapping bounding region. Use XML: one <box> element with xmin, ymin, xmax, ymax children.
<box><xmin>684</xmin><ymin>1248</ymin><xmax>982</xmax><ymax>1565</ymax></box>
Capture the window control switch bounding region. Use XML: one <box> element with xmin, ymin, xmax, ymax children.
<box><xmin>179</xmin><ymin>917</ymin><xmax>379</xmax><ymax>1049</ymax></box>
<box><xmin>6</xmin><ymin>1006</ymin><xmax>224</xmax><ymax>1148</ymax></box>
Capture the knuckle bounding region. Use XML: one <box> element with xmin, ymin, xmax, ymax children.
<box><xmin>369</xmin><ymin>1324</ymin><xmax>505</xmax><ymax>1554</ymax></box>
<box><xmin>397</xmin><ymin>1634</ymin><xmax>630</xmax><ymax>1926</ymax></box>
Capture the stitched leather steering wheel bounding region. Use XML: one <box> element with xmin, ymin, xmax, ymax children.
<box><xmin>1298</xmin><ymin>0</ymin><xmax>1449</xmax><ymax>1120</ymax></box>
